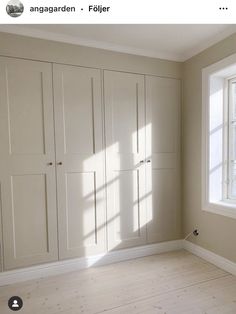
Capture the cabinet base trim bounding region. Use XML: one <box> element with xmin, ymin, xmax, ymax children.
<box><xmin>0</xmin><ymin>240</ymin><xmax>183</xmax><ymax>286</ymax></box>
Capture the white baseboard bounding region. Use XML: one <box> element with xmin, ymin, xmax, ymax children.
<box><xmin>2</xmin><ymin>239</ymin><xmax>235</xmax><ymax>287</ymax></box>
<box><xmin>183</xmin><ymin>240</ymin><xmax>236</xmax><ymax>276</ymax></box>
<box><xmin>0</xmin><ymin>240</ymin><xmax>183</xmax><ymax>286</ymax></box>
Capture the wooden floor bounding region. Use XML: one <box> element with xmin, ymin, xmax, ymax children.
<box><xmin>0</xmin><ymin>250</ymin><xmax>236</xmax><ymax>314</ymax></box>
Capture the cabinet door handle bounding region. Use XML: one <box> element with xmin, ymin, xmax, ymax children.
<box><xmin>146</xmin><ymin>160</ymin><xmax>151</xmax><ymax>163</ymax></box>
<box><xmin>140</xmin><ymin>160</ymin><xmax>144</xmax><ymax>163</ymax></box>
<box><xmin>57</xmin><ymin>162</ymin><xmax>63</xmax><ymax>165</ymax></box>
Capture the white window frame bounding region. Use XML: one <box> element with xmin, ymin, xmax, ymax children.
<box><xmin>202</xmin><ymin>53</ymin><xmax>236</xmax><ymax>219</ymax></box>
<box><xmin>227</xmin><ymin>78</ymin><xmax>236</xmax><ymax>200</ymax></box>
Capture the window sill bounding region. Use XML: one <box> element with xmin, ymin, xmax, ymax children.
<box><xmin>203</xmin><ymin>200</ymin><xmax>236</xmax><ymax>219</ymax></box>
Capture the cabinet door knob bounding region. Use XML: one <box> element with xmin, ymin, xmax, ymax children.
<box><xmin>48</xmin><ymin>162</ymin><xmax>53</xmax><ymax>166</ymax></box>
<box><xmin>140</xmin><ymin>160</ymin><xmax>144</xmax><ymax>163</ymax></box>
<box><xmin>146</xmin><ymin>160</ymin><xmax>151</xmax><ymax>163</ymax></box>
<box><xmin>57</xmin><ymin>162</ymin><xmax>63</xmax><ymax>165</ymax></box>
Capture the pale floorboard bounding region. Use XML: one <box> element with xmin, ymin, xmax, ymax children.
<box><xmin>0</xmin><ymin>250</ymin><xmax>236</xmax><ymax>314</ymax></box>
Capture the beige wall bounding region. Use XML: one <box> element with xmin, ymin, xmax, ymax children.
<box><xmin>183</xmin><ymin>33</ymin><xmax>236</xmax><ymax>262</ymax></box>
<box><xmin>0</xmin><ymin>32</ymin><xmax>182</xmax><ymax>78</ymax></box>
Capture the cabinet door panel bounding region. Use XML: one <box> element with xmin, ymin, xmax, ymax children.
<box><xmin>146</xmin><ymin>76</ymin><xmax>181</xmax><ymax>243</ymax></box>
<box><xmin>114</xmin><ymin>170</ymin><xmax>141</xmax><ymax>241</ymax></box>
<box><xmin>53</xmin><ymin>64</ymin><xmax>106</xmax><ymax>259</ymax></box>
<box><xmin>7</xmin><ymin>68</ymin><xmax>46</xmax><ymax>154</ymax></box>
<box><xmin>60</xmin><ymin>69</ymin><xmax>95</xmax><ymax>155</ymax></box>
<box><xmin>11</xmin><ymin>174</ymin><xmax>49</xmax><ymax>257</ymax></box>
<box><xmin>104</xmin><ymin>71</ymin><xmax>146</xmax><ymax>250</ymax></box>
<box><xmin>148</xmin><ymin>169</ymin><xmax>178</xmax><ymax>241</ymax></box>
<box><xmin>0</xmin><ymin>57</ymin><xmax>58</xmax><ymax>270</ymax></box>
<box><xmin>65</xmin><ymin>172</ymin><xmax>98</xmax><ymax>249</ymax></box>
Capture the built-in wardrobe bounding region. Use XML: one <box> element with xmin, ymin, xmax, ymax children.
<box><xmin>0</xmin><ymin>56</ymin><xmax>181</xmax><ymax>271</ymax></box>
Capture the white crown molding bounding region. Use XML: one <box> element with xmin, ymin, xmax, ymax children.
<box><xmin>183</xmin><ymin>240</ymin><xmax>236</xmax><ymax>276</ymax></box>
<box><xmin>0</xmin><ymin>25</ymin><xmax>235</xmax><ymax>62</ymax></box>
<box><xmin>0</xmin><ymin>25</ymin><xmax>183</xmax><ymax>61</ymax></box>
<box><xmin>0</xmin><ymin>240</ymin><xmax>183</xmax><ymax>286</ymax></box>
<box><xmin>182</xmin><ymin>25</ymin><xmax>236</xmax><ymax>61</ymax></box>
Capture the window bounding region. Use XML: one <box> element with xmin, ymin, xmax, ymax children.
<box><xmin>227</xmin><ymin>78</ymin><xmax>236</xmax><ymax>200</ymax></box>
<box><xmin>202</xmin><ymin>54</ymin><xmax>236</xmax><ymax>219</ymax></box>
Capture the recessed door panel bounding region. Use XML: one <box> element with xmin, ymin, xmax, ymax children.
<box><xmin>147</xmin><ymin>77</ymin><xmax>180</xmax><ymax>154</ymax></box>
<box><xmin>104</xmin><ymin>71</ymin><xmax>146</xmax><ymax>251</ymax></box>
<box><xmin>147</xmin><ymin>169</ymin><xmax>178</xmax><ymax>242</ymax></box>
<box><xmin>114</xmin><ymin>170</ymin><xmax>141</xmax><ymax>241</ymax></box>
<box><xmin>11</xmin><ymin>174</ymin><xmax>49</xmax><ymax>258</ymax></box>
<box><xmin>53</xmin><ymin>64</ymin><xmax>106</xmax><ymax>259</ymax></box>
<box><xmin>66</xmin><ymin>172</ymin><xmax>97</xmax><ymax>249</ymax></box>
<box><xmin>61</xmin><ymin>68</ymin><xmax>96</xmax><ymax>155</ymax></box>
<box><xmin>7</xmin><ymin>69</ymin><xmax>45</xmax><ymax>155</ymax></box>
<box><xmin>110</xmin><ymin>78</ymin><xmax>140</xmax><ymax>154</ymax></box>
<box><xmin>0</xmin><ymin>57</ymin><xmax>58</xmax><ymax>270</ymax></box>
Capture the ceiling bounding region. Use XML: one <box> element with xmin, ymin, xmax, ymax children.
<box><xmin>0</xmin><ymin>24</ymin><xmax>235</xmax><ymax>61</ymax></box>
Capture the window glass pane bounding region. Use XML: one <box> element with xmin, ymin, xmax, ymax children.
<box><xmin>229</xmin><ymin>161</ymin><xmax>236</xmax><ymax>198</ymax></box>
<box><xmin>231</xmin><ymin>125</ymin><xmax>236</xmax><ymax>160</ymax></box>
<box><xmin>230</xmin><ymin>178</ymin><xmax>236</xmax><ymax>198</ymax></box>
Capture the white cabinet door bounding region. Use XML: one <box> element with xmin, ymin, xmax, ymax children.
<box><xmin>104</xmin><ymin>71</ymin><xmax>146</xmax><ymax>251</ymax></box>
<box><xmin>53</xmin><ymin>64</ymin><xmax>106</xmax><ymax>259</ymax></box>
<box><xmin>0</xmin><ymin>57</ymin><xmax>58</xmax><ymax>270</ymax></box>
<box><xmin>146</xmin><ymin>76</ymin><xmax>181</xmax><ymax>243</ymax></box>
